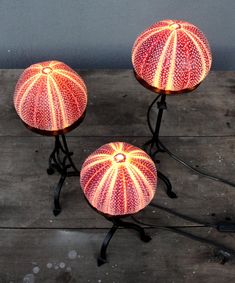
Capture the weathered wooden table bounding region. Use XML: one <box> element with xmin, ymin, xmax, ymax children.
<box><xmin>0</xmin><ymin>70</ymin><xmax>235</xmax><ymax>282</ymax></box>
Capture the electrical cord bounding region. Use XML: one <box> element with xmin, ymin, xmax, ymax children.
<box><xmin>147</xmin><ymin>95</ymin><xmax>235</xmax><ymax>188</ymax></box>
<box><xmin>158</xmin><ymin>140</ymin><xmax>235</xmax><ymax>187</ymax></box>
<box><xmin>135</xmin><ymin>95</ymin><xmax>235</xmax><ymax>257</ymax></box>
<box><xmin>130</xmin><ymin>215</ymin><xmax>235</xmax><ymax>262</ymax></box>
<box><xmin>131</xmin><ymin>201</ymin><xmax>214</xmax><ymax>229</ymax></box>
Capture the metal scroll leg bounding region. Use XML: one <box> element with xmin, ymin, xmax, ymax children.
<box><xmin>97</xmin><ymin>224</ymin><xmax>118</xmax><ymax>266</ymax></box>
<box><xmin>47</xmin><ymin>134</ymin><xmax>80</xmax><ymax>216</ymax></box>
<box><xmin>53</xmin><ymin>174</ymin><xmax>66</xmax><ymax>216</ymax></box>
<box><xmin>116</xmin><ymin>219</ymin><xmax>152</xmax><ymax>242</ymax></box>
<box><xmin>97</xmin><ymin>218</ymin><xmax>151</xmax><ymax>266</ymax></box>
<box><xmin>61</xmin><ymin>134</ymin><xmax>80</xmax><ymax>175</ymax></box>
<box><xmin>158</xmin><ymin>170</ymin><xmax>177</xmax><ymax>199</ymax></box>
<box><xmin>144</xmin><ymin>94</ymin><xmax>177</xmax><ymax>199</ymax></box>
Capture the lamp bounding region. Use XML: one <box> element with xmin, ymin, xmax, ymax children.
<box><xmin>80</xmin><ymin>142</ymin><xmax>157</xmax><ymax>265</ymax></box>
<box><xmin>132</xmin><ymin>19</ymin><xmax>212</xmax><ymax>197</ymax></box>
<box><xmin>14</xmin><ymin>60</ymin><xmax>87</xmax><ymax>215</ymax></box>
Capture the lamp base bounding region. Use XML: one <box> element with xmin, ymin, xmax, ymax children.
<box><xmin>23</xmin><ymin>115</ymin><xmax>85</xmax><ymax>216</ymax></box>
<box><xmin>98</xmin><ymin>216</ymin><xmax>151</xmax><ymax>266</ymax></box>
<box><xmin>133</xmin><ymin>69</ymin><xmax>201</xmax><ymax>198</ymax></box>
<box><xmin>134</xmin><ymin>71</ymin><xmax>235</xmax><ymax>235</ymax></box>
<box><xmin>47</xmin><ymin>134</ymin><xmax>79</xmax><ymax>216</ymax></box>
<box><xmin>143</xmin><ymin>94</ymin><xmax>177</xmax><ymax>199</ymax></box>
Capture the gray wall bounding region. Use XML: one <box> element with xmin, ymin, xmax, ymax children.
<box><xmin>0</xmin><ymin>0</ymin><xmax>234</xmax><ymax>70</ymax></box>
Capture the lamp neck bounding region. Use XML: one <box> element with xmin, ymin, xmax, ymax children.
<box><xmin>154</xmin><ymin>94</ymin><xmax>167</xmax><ymax>139</ymax></box>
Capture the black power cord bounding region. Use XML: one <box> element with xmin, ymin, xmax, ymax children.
<box><xmin>132</xmin><ymin>95</ymin><xmax>235</xmax><ymax>261</ymax></box>
<box><xmin>147</xmin><ymin>95</ymin><xmax>235</xmax><ymax>188</ymax></box>
<box><xmin>130</xmin><ymin>214</ymin><xmax>235</xmax><ymax>264</ymax></box>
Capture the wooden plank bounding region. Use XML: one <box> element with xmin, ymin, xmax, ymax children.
<box><xmin>0</xmin><ymin>227</ymin><xmax>234</xmax><ymax>283</ymax></box>
<box><xmin>0</xmin><ymin>136</ymin><xmax>234</xmax><ymax>228</ymax></box>
<box><xmin>0</xmin><ymin>70</ymin><xmax>235</xmax><ymax>137</ymax></box>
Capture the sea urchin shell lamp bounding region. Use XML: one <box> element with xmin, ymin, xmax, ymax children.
<box><xmin>80</xmin><ymin>142</ymin><xmax>157</xmax><ymax>265</ymax></box>
<box><xmin>132</xmin><ymin>19</ymin><xmax>212</xmax><ymax>197</ymax></box>
<box><xmin>14</xmin><ymin>60</ymin><xmax>87</xmax><ymax>216</ymax></box>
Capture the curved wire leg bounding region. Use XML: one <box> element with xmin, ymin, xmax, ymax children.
<box><xmin>46</xmin><ymin>135</ymin><xmax>80</xmax><ymax>216</ymax></box>
<box><xmin>47</xmin><ymin>166</ymin><xmax>55</xmax><ymax>175</ymax></box>
<box><xmin>47</xmin><ymin>163</ymin><xmax>60</xmax><ymax>175</ymax></box>
<box><xmin>97</xmin><ymin>224</ymin><xmax>118</xmax><ymax>266</ymax></box>
<box><xmin>67</xmin><ymin>171</ymin><xmax>80</xmax><ymax>177</ymax></box>
<box><xmin>142</xmin><ymin>139</ymin><xmax>153</xmax><ymax>153</ymax></box>
<box><xmin>158</xmin><ymin>171</ymin><xmax>177</xmax><ymax>199</ymax></box>
<box><xmin>61</xmin><ymin>134</ymin><xmax>80</xmax><ymax>175</ymax></box>
<box><xmin>53</xmin><ymin>175</ymin><xmax>66</xmax><ymax>216</ymax></box>
<box><xmin>116</xmin><ymin>219</ymin><xmax>152</xmax><ymax>242</ymax></box>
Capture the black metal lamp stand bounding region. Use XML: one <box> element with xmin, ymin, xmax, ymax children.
<box><xmin>143</xmin><ymin>93</ymin><xmax>177</xmax><ymax>199</ymax></box>
<box><xmin>24</xmin><ymin>113</ymin><xmax>85</xmax><ymax>216</ymax></box>
<box><xmin>134</xmin><ymin>70</ymin><xmax>200</xmax><ymax>199</ymax></box>
<box><xmin>98</xmin><ymin>216</ymin><xmax>151</xmax><ymax>266</ymax></box>
<box><xmin>134</xmin><ymin>71</ymin><xmax>235</xmax><ymax>233</ymax></box>
<box><xmin>47</xmin><ymin>134</ymin><xmax>80</xmax><ymax>216</ymax></box>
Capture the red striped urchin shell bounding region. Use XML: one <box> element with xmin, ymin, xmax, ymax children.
<box><xmin>132</xmin><ymin>19</ymin><xmax>212</xmax><ymax>93</ymax></box>
<box><xmin>80</xmin><ymin>142</ymin><xmax>157</xmax><ymax>216</ymax></box>
<box><xmin>14</xmin><ymin>60</ymin><xmax>87</xmax><ymax>132</ymax></box>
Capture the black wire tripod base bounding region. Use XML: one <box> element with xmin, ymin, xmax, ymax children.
<box><xmin>47</xmin><ymin>134</ymin><xmax>80</xmax><ymax>216</ymax></box>
<box><xmin>143</xmin><ymin>93</ymin><xmax>177</xmax><ymax>199</ymax></box>
<box><xmin>97</xmin><ymin>217</ymin><xmax>151</xmax><ymax>266</ymax></box>
<box><xmin>142</xmin><ymin>93</ymin><xmax>235</xmax><ymax>233</ymax></box>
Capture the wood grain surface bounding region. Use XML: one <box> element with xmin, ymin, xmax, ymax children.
<box><xmin>0</xmin><ymin>70</ymin><xmax>234</xmax><ymax>282</ymax></box>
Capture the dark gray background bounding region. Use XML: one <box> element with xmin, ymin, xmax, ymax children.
<box><xmin>0</xmin><ymin>0</ymin><xmax>233</xmax><ymax>69</ymax></box>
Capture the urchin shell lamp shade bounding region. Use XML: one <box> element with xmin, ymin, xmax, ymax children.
<box><xmin>80</xmin><ymin>142</ymin><xmax>157</xmax><ymax>265</ymax></box>
<box><xmin>132</xmin><ymin>19</ymin><xmax>212</xmax><ymax>93</ymax></box>
<box><xmin>14</xmin><ymin>60</ymin><xmax>87</xmax><ymax>216</ymax></box>
<box><xmin>132</xmin><ymin>19</ymin><xmax>212</xmax><ymax>198</ymax></box>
